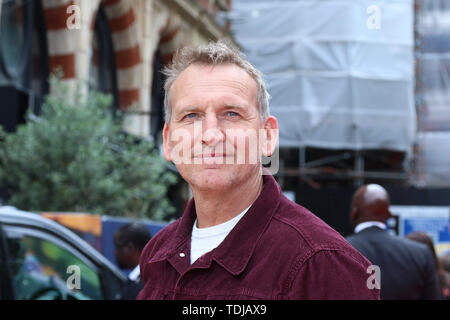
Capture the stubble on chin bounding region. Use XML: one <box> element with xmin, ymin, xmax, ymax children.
<box><xmin>185</xmin><ymin>168</ymin><xmax>235</xmax><ymax>192</ymax></box>
<box><xmin>180</xmin><ymin>163</ymin><xmax>262</xmax><ymax>194</ymax></box>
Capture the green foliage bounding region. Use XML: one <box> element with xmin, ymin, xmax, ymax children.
<box><xmin>0</xmin><ymin>75</ymin><xmax>177</xmax><ymax>220</ymax></box>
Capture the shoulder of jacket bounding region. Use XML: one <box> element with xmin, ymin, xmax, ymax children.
<box><xmin>270</xmin><ymin>196</ymin><xmax>355</xmax><ymax>254</ymax></box>
<box><xmin>141</xmin><ymin>219</ymin><xmax>181</xmax><ymax>257</ymax></box>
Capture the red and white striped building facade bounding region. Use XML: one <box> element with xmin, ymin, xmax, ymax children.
<box><xmin>0</xmin><ymin>0</ymin><xmax>235</xmax><ymax>137</ymax></box>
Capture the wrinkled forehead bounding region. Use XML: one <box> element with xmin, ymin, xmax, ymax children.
<box><xmin>175</xmin><ymin>63</ymin><xmax>256</xmax><ymax>90</ymax></box>
<box><xmin>171</xmin><ymin>64</ymin><xmax>258</xmax><ymax>109</ymax></box>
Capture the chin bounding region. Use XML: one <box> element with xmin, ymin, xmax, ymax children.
<box><xmin>196</xmin><ymin>175</ymin><xmax>233</xmax><ymax>191</ymax></box>
<box><xmin>177</xmin><ymin>163</ymin><xmax>260</xmax><ymax>192</ymax></box>
<box><xmin>185</xmin><ymin>169</ymin><xmax>235</xmax><ymax>191</ymax></box>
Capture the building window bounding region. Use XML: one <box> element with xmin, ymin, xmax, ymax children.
<box><xmin>88</xmin><ymin>4</ymin><xmax>119</xmax><ymax>113</ymax></box>
<box><xmin>150</xmin><ymin>49</ymin><xmax>165</xmax><ymax>144</ymax></box>
<box><xmin>0</xmin><ymin>0</ymin><xmax>32</xmax><ymax>83</ymax></box>
<box><xmin>0</xmin><ymin>0</ymin><xmax>49</xmax><ymax>131</ymax></box>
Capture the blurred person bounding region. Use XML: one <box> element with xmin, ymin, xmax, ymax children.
<box><xmin>406</xmin><ymin>231</ymin><xmax>447</xmax><ymax>299</ymax></box>
<box><xmin>7</xmin><ymin>238</ymin><xmax>51</xmax><ymax>299</ymax></box>
<box><xmin>438</xmin><ymin>253</ymin><xmax>450</xmax><ymax>299</ymax></box>
<box><xmin>346</xmin><ymin>184</ymin><xmax>441</xmax><ymax>300</ymax></box>
<box><xmin>440</xmin><ymin>253</ymin><xmax>450</xmax><ymax>273</ymax></box>
<box><xmin>114</xmin><ymin>222</ymin><xmax>151</xmax><ymax>300</ymax></box>
<box><xmin>137</xmin><ymin>41</ymin><xmax>379</xmax><ymax>300</ymax></box>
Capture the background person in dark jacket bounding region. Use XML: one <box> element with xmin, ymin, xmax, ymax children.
<box><xmin>346</xmin><ymin>184</ymin><xmax>441</xmax><ymax>300</ymax></box>
<box><xmin>114</xmin><ymin>222</ymin><xmax>151</xmax><ymax>300</ymax></box>
<box><xmin>438</xmin><ymin>253</ymin><xmax>450</xmax><ymax>299</ymax></box>
<box><xmin>406</xmin><ymin>231</ymin><xmax>448</xmax><ymax>299</ymax></box>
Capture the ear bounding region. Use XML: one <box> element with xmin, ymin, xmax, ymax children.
<box><xmin>162</xmin><ymin>122</ymin><xmax>173</xmax><ymax>162</ymax></box>
<box><xmin>261</xmin><ymin>116</ymin><xmax>279</xmax><ymax>157</ymax></box>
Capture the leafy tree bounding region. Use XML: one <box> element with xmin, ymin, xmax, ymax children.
<box><xmin>0</xmin><ymin>75</ymin><xmax>177</xmax><ymax>220</ymax></box>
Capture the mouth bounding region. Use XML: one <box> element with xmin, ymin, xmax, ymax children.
<box><xmin>191</xmin><ymin>153</ymin><xmax>234</xmax><ymax>166</ymax></box>
<box><xmin>193</xmin><ymin>153</ymin><xmax>231</xmax><ymax>159</ymax></box>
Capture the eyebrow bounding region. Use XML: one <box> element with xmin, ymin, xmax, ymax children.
<box><xmin>179</xmin><ymin>106</ymin><xmax>200</xmax><ymax>113</ymax></box>
<box><xmin>221</xmin><ymin>104</ymin><xmax>252</xmax><ymax>116</ymax></box>
<box><xmin>173</xmin><ymin>106</ymin><xmax>200</xmax><ymax>119</ymax></box>
<box><xmin>223</xmin><ymin>103</ymin><xmax>246</xmax><ymax>111</ymax></box>
<box><xmin>174</xmin><ymin>103</ymin><xmax>248</xmax><ymax>120</ymax></box>
<box><xmin>176</xmin><ymin>104</ymin><xmax>247</xmax><ymax>116</ymax></box>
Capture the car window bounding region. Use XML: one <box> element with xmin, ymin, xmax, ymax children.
<box><xmin>6</xmin><ymin>232</ymin><xmax>103</xmax><ymax>300</ymax></box>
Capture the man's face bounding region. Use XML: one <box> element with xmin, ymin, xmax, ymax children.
<box><xmin>163</xmin><ymin>63</ymin><xmax>278</xmax><ymax>192</ymax></box>
<box><xmin>114</xmin><ymin>234</ymin><xmax>133</xmax><ymax>269</ymax></box>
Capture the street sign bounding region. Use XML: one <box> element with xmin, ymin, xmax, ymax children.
<box><xmin>390</xmin><ymin>205</ymin><xmax>450</xmax><ymax>255</ymax></box>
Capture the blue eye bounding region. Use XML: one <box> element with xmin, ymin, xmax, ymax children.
<box><xmin>227</xmin><ymin>111</ymin><xmax>239</xmax><ymax>117</ymax></box>
<box><xmin>185</xmin><ymin>113</ymin><xmax>197</xmax><ymax>119</ymax></box>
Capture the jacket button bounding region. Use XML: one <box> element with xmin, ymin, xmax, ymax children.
<box><xmin>179</xmin><ymin>252</ymin><xmax>185</xmax><ymax>258</ymax></box>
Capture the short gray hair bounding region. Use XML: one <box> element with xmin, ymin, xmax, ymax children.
<box><xmin>162</xmin><ymin>41</ymin><xmax>270</xmax><ymax>123</ymax></box>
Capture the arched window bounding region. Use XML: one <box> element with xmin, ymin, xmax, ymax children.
<box><xmin>88</xmin><ymin>4</ymin><xmax>119</xmax><ymax>113</ymax></box>
<box><xmin>150</xmin><ymin>49</ymin><xmax>165</xmax><ymax>144</ymax></box>
<box><xmin>0</xmin><ymin>0</ymin><xmax>49</xmax><ymax>131</ymax></box>
<box><xmin>0</xmin><ymin>0</ymin><xmax>32</xmax><ymax>83</ymax></box>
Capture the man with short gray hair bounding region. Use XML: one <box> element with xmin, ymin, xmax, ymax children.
<box><xmin>137</xmin><ymin>41</ymin><xmax>379</xmax><ymax>300</ymax></box>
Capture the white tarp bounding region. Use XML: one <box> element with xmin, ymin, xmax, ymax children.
<box><xmin>415</xmin><ymin>0</ymin><xmax>450</xmax><ymax>187</ymax></box>
<box><xmin>417</xmin><ymin>132</ymin><xmax>450</xmax><ymax>187</ymax></box>
<box><xmin>226</xmin><ymin>0</ymin><xmax>416</xmax><ymax>152</ymax></box>
<box><xmin>417</xmin><ymin>0</ymin><xmax>450</xmax><ymax>132</ymax></box>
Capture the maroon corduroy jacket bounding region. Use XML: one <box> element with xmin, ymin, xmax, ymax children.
<box><xmin>137</xmin><ymin>174</ymin><xmax>380</xmax><ymax>300</ymax></box>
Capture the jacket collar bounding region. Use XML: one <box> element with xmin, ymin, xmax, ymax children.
<box><xmin>166</xmin><ymin>173</ymin><xmax>281</xmax><ymax>276</ymax></box>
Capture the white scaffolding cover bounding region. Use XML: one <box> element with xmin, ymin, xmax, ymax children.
<box><xmin>228</xmin><ymin>0</ymin><xmax>416</xmax><ymax>152</ymax></box>
<box><xmin>417</xmin><ymin>132</ymin><xmax>450</xmax><ymax>187</ymax></box>
<box><xmin>415</xmin><ymin>0</ymin><xmax>450</xmax><ymax>187</ymax></box>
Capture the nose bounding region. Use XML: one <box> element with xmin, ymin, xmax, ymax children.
<box><xmin>202</xmin><ymin>114</ymin><xmax>224</xmax><ymax>146</ymax></box>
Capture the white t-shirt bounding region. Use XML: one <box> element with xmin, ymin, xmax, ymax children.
<box><xmin>190</xmin><ymin>205</ymin><xmax>251</xmax><ymax>264</ymax></box>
